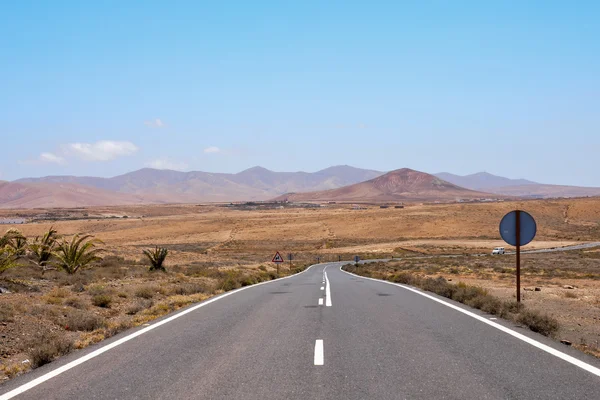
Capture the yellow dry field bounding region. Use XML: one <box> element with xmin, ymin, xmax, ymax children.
<box><xmin>3</xmin><ymin>197</ymin><xmax>600</xmax><ymax>265</ymax></box>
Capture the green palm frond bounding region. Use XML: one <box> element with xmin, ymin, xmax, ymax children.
<box><xmin>29</xmin><ymin>227</ymin><xmax>60</xmax><ymax>272</ymax></box>
<box><xmin>143</xmin><ymin>247</ymin><xmax>169</xmax><ymax>272</ymax></box>
<box><xmin>0</xmin><ymin>247</ymin><xmax>18</xmax><ymax>275</ymax></box>
<box><xmin>53</xmin><ymin>234</ymin><xmax>104</xmax><ymax>274</ymax></box>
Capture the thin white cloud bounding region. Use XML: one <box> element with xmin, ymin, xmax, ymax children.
<box><xmin>65</xmin><ymin>140</ymin><xmax>138</xmax><ymax>161</ymax></box>
<box><xmin>204</xmin><ymin>146</ymin><xmax>221</xmax><ymax>154</ymax></box>
<box><xmin>39</xmin><ymin>152</ymin><xmax>66</xmax><ymax>164</ymax></box>
<box><xmin>146</xmin><ymin>158</ymin><xmax>188</xmax><ymax>171</ymax></box>
<box><xmin>144</xmin><ymin>118</ymin><xmax>165</xmax><ymax>128</ymax></box>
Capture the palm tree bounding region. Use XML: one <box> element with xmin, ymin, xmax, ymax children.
<box><xmin>0</xmin><ymin>247</ymin><xmax>17</xmax><ymax>275</ymax></box>
<box><xmin>143</xmin><ymin>247</ymin><xmax>169</xmax><ymax>272</ymax></box>
<box><xmin>1</xmin><ymin>229</ymin><xmax>26</xmax><ymax>254</ymax></box>
<box><xmin>53</xmin><ymin>234</ymin><xmax>103</xmax><ymax>274</ymax></box>
<box><xmin>29</xmin><ymin>227</ymin><xmax>60</xmax><ymax>273</ymax></box>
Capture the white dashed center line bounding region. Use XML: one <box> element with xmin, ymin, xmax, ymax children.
<box><xmin>314</xmin><ymin>340</ymin><xmax>324</xmax><ymax>365</ymax></box>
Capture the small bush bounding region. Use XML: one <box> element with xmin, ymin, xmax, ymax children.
<box><xmin>422</xmin><ymin>277</ymin><xmax>456</xmax><ymax>298</ymax></box>
<box><xmin>64</xmin><ymin>297</ymin><xmax>87</xmax><ymax>309</ymax></box>
<box><xmin>71</xmin><ymin>282</ymin><xmax>85</xmax><ymax>293</ymax></box>
<box><xmin>91</xmin><ymin>294</ymin><xmax>112</xmax><ymax>308</ymax></box>
<box><xmin>451</xmin><ymin>284</ymin><xmax>487</xmax><ymax>303</ymax></box>
<box><xmin>563</xmin><ymin>291</ymin><xmax>578</xmax><ymax>299</ymax></box>
<box><xmin>258</xmin><ymin>265</ymin><xmax>267</xmax><ymax>272</ymax></box>
<box><xmin>500</xmin><ymin>301</ymin><xmax>524</xmax><ymax>317</ymax></box>
<box><xmin>87</xmin><ymin>284</ymin><xmax>107</xmax><ymax>296</ymax></box>
<box><xmin>145</xmin><ymin>302</ymin><xmax>171</xmax><ymax>316</ymax></box>
<box><xmin>104</xmin><ymin>318</ymin><xmax>133</xmax><ymax>338</ymax></box>
<box><xmin>391</xmin><ymin>272</ymin><xmax>416</xmax><ymax>285</ymax></box>
<box><xmin>65</xmin><ymin>310</ymin><xmax>105</xmax><ymax>331</ymax></box>
<box><xmin>170</xmin><ymin>282</ymin><xmax>208</xmax><ymax>296</ymax></box>
<box><xmin>135</xmin><ymin>286</ymin><xmax>157</xmax><ymax>299</ymax></box>
<box><xmin>28</xmin><ymin>332</ymin><xmax>73</xmax><ymax>368</ymax></box>
<box><xmin>517</xmin><ymin>310</ymin><xmax>560</xmax><ymax>337</ymax></box>
<box><xmin>126</xmin><ymin>299</ymin><xmax>153</xmax><ymax>315</ymax></box>
<box><xmin>48</xmin><ymin>287</ymin><xmax>70</xmax><ymax>298</ymax></box>
<box><xmin>44</xmin><ymin>295</ymin><xmax>63</xmax><ymax>305</ymax></box>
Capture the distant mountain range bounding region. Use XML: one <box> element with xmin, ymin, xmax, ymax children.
<box><xmin>433</xmin><ymin>172</ymin><xmax>537</xmax><ymax>190</ymax></box>
<box><xmin>2</xmin><ymin>167</ymin><xmax>600</xmax><ymax>209</ymax></box>
<box><xmin>6</xmin><ymin>166</ymin><xmax>382</xmax><ymax>208</ymax></box>
<box><xmin>275</xmin><ymin>168</ymin><xmax>493</xmax><ymax>202</ymax></box>
<box><xmin>434</xmin><ymin>172</ymin><xmax>600</xmax><ymax>199</ymax></box>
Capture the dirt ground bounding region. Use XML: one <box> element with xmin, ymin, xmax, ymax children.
<box><xmin>1</xmin><ymin>197</ymin><xmax>600</xmax><ymax>380</ymax></box>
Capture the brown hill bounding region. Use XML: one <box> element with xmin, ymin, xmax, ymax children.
<box><xmin>0</xmin><ymin>181</ymin><xmax>145</xmax><ymax>209</ymax></box>
<box><xmin>274</xmin><ymin>168</ymin><xmax>497</xmax><ymax>202</ymax></box>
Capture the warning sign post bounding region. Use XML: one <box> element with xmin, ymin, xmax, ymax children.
<box><xmin>272</xmin><ymin>251</ymin><xmax>284</xmax><ymax>276</ymax></box>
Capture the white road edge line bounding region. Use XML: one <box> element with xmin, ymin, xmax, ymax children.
<box><xmin>314</xmin><ymin>340</ymin><xmax>324</xmax><ymax>365</ymax></box>
<box><xmin>0</xmin><ymin>265</ymin><xmax>319</xmax><ymax>400</ymax></box>
<box><xmin>324</xmin><ymin>267</ymin><xmax>332</xmax><ymax>307</ymax></box>
<box><xmin>318</xmin><ymin>298</ymin><xmax>324</xmax><ymax>305</ymax></box>
<box><xmin>320</xmin><ymin>286</ymin><xmax>324</xmax><ymax>290</ymax></box>
<box><xmin>340</xmin><ymin>266</ymin><xmax>600</xmax><ymax>378</ymax></box>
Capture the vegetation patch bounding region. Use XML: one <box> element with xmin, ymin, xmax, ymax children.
<box><xmin>344</xmin><ymin>263</ymin><xmax>560</xmax><ymax>338</ymax></box>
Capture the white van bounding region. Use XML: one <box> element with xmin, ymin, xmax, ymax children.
<box><xmin>491</xmin><ymin>247</ymin><xmax>505</xmax><ymax>255</ymax></box>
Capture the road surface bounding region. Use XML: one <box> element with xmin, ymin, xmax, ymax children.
<box><xmin>1</xmin><ymin>262</ymin><xmax>599</xmax><ymax>399</ymax></box>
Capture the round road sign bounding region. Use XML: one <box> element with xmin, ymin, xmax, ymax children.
<box><xmin>499</xmin><ymin>210</ymin><xmax>537</xmax><ymax>246</ymax></box>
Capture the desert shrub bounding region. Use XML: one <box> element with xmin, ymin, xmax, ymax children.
<box><xmin>391</xmin><ymin>272</ymin><xmax>416</xmax><ymax>285</ymax></box>
<box><xmin>500</xmin><ymin>301</ymin><xmax>524</xmax><ymax>317</ymax></box>
<box><xmin>103</xmin><ymin>318</ymin><xmax>133</xmax><ymax>338</ymax></box>
<box><xmin>258</xmin><ymin>265</ymin><xmax>267</xmax><ymax>272</ymax></box>
<box><xmin>0</xmin><ymin>304</ymin><xmax>15</xmax><ymax>322</ymax></box>
<box><xmin>239</xmin><ymin>275</ymin><xmax>257</xmax><ymax>287</ymax></box>
<box><xmin>170</xmin><ymin>282</ymin><xmax>208</xmax><ymax>296</ymax></box>
<box><xmin>64</xmin><ymin>297</ymin><xmax>87</xmax><ymax>309</ymax></box>
<box><xmin>126</xmin><ymin>299</ymin><xmax>153</xmax><ymax>315</ymax></box>
<box><xmin>71</xmin><ymin>282</ymin><xmax>86</xmax><ymax>293</ymax></box>
<box><xmin>476</xmin><ymin>295</ymin><xmax>503</xmax><ymax>315</ymax></box>
<box><xmin>517</xmin><ymin>310</ymin><xmax>560</xmax><ymax>337</ymax></box>
<box><xmin>451</xmin><ymin>283</ymin><xmax>487</xmax><ymax>303</ymax></box>
<box><xmin>117</xmin><ymin>292</ymin><xmax>128</xmax><ymax>298</ymax></box>
<box><xmin>145</xmin><ymin>302</ymin><xmax>171</xmax><ymax>316</ymax></box>
<box><xmin>220</xmin><ymin>277</ymin><xmax>240</xmax><ymax>292</ymax></box>
<box><xmin>65</xmin><ymin>310</ymin><xmax>105</xmax><ymax>331</ymax></box>
<box><xmin>48</xmin><ymin>287</ymin><xmax>70</xmax><ymax>298</ymax></box>
<box><xmin>87</xmin><ymin>284</ymin><xmax>108</xmax><ymax>296</ymax></box>
<box><xmin>91</xmin><ymin>294</ymin><xmax>112</xmax><ymax>308</ymax></box>
<box><xmin>563</xmin><ymin>291</ymin><xmax>578</xmax><ymax>299</ymax></box>
<box><xmin>422</xmin><ymin>277</ymin><xmax>456</xmax><ymax>298</ymax></box>
<box><xmin>27</xmin><ymin>331</ymin><xmax>73</xmax><ymax>368</ymax></box>
<box><xmin>135</xmin><ymin>286</ymin><xmax>157</xmax><ymax>299</ymax></box>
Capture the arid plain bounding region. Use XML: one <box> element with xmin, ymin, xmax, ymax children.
<box><xmin>1</xmin><ymin>197</ymin><xmax>600</xmax><ymax>380</ymax></box>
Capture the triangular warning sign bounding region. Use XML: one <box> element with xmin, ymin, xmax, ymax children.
<box><xmin>272</xmin><ymin>251</ymin><xmax>284</xmax><ymax>263</ymax></box>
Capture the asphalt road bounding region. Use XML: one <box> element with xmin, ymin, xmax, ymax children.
<box><xmin>1</xmin><ymin>262</ymin><xmax>600</xmax><ymax>400</ymax></box>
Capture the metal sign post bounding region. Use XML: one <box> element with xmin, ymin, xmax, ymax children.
<box><xmin>272</xmin><ymin>251</ymin><xmax>284</xmax><ymax>276</ymax></box>
<box><xmin>288</xmin><ymin>253</ymin><xmax>293</xmax><ymax>270</ymax></box>
<box><xmin>516</xmin><ymin>210</ymin><xmax>521</xmax><ymax>302</ymax></box>
<box><xmin>499</xmin><ymin>210</ymin><xmax>536</xmax><ymax>303</ymax></box>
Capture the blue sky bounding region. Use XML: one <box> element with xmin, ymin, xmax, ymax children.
<box><xmin>1</xmin><ymin>1</ymin><xmax>598</xmax><ymax>185</ymax></box>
